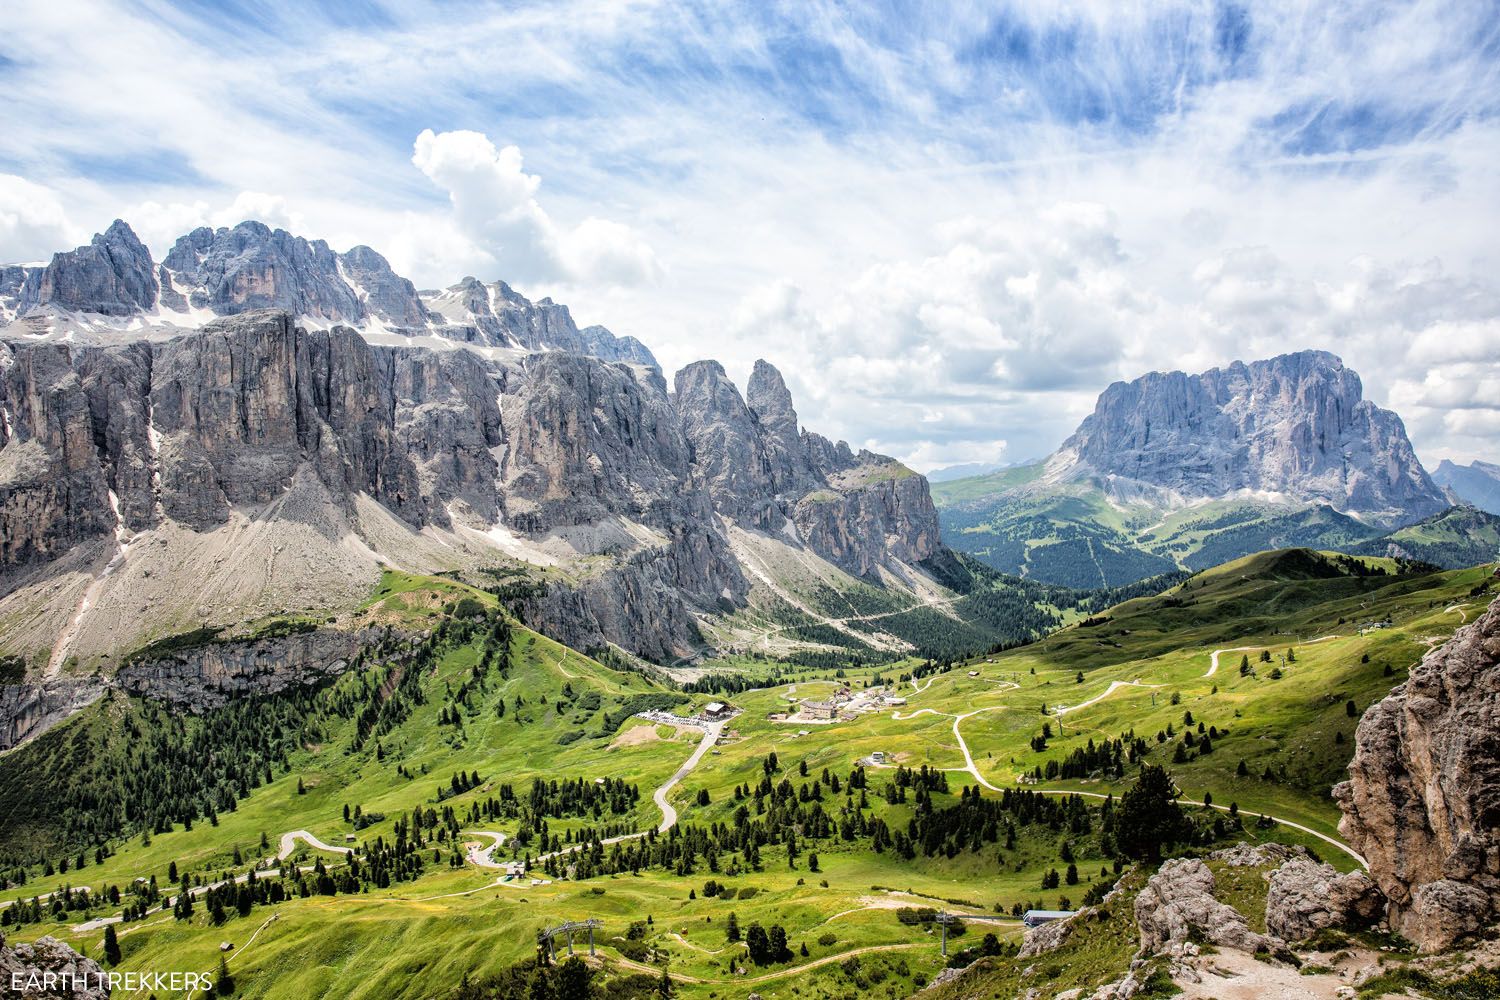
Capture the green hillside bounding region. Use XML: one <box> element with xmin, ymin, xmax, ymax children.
<box><xmin>935</xmin><ymin>471</ymin><xmax>1500</xmax><ymax>587</ymax></box>
<box><xmin>0</xmin><ymin>556</ymin><xmax>1491</xmax><ymax>1000</ymax></box>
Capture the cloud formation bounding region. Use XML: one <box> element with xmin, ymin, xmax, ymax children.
<box><xmin>0</xmin><ymin>0</ymin><xmax>1496</xmax><ymax>470</ymax></box>
<box><xmin>411</xmin><ymin>128</ymin><xmax>660</xmax><ymax>287</ymax></box>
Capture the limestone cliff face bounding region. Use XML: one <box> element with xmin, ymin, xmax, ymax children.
<box><xmin>674</xmin><ymin>357</ymin><xmax>941</xmax><ymax>576</ymax></box>
<box><xmin>792</xmin><ymin>463</ymin><xmax>940</xmax><ymax>576</ymax></box>
<box><xmin>0</xmin><ymin>678</ymin><xmax>108</xmax><ymax>751</ymax></box>
<box><xmin>1335</xmin><ymin>592</ymin><xmax>1500</xmax><ymax>951</ymax></box>
<box><xmin>1053</xmin><ymin>350</ymin><xmax>1446</xmax><ymax>520</ymax></box>
<box><xmin>148</xmin><ymin>312</ymin><xmax>503</xmax><ymax>530</ymax></box>
<box><xmin>116</xmin><ymin>627</ymin><xmax>403</xmax><ymax>711</ymax></box>
<box><xmin>0</xmin><ymin>341</ymin><xmax>116</xmax><ymax>565</ymax></box>
<box><xmin>0</xmin><ymin>320</ymin><xmax>945</xmax><ymax>669</ymax></box>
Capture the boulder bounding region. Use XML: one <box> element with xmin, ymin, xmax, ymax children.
<box><xmin>1265</xmin><ymin>856</ymin><xmax>1384</xmax><ymax>942</ymax></box>
<box><xmin>0</xmin><ymin>931</ymin><xmax>110</xmax><ymax>998</ymax></box>
<box><xmin>1133</xmin><ymin>858</ymin><xmax>1274</xmax><ymax>956</ymax></box>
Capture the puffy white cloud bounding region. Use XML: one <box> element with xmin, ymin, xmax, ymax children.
<box><xmin>410</xmin><ymin>129</ymin><xmax>659</xmax><ymax>287</ymax></box>
<box><xmin>0</xmin><ymin>175</ymin><xmax>77</xmax><ymax>263</ymax></box>
<box><xmin>126</xmin><ymin>191</ymin><xmax>307</xmax><ymax>259</ymax></box>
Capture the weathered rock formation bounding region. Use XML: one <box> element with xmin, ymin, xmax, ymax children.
<box><xmin>1132</xmin><ymin>856</ymin><xmax>1275</xmax><ymax>956</ymax></box>
<box><xmin>19</xmin><ymin>219</ymin><xmax>157</xmax><ymax>318</ymax></box>
<box><xmin>1051</xmin><ymin>350</ymin><xmax>1447</xmax><ymax>521</ymax></box>
<box><xmin>0</xmin><ymin>931</ymin><xmax>110</xmax><ymax>998</ymax></box>
<box><xmin>115</xmin><ymin>627</ymin><xmax>402</xmax><ymax>711</ymax></box>
<box><xmin>0</xmin><ymin>678</ymin><xmax>109</xmax><ymax>751</ymax></box>
<box><xmin>1335</xmin><ymin>593</ymin><xmax>1500</xmax><ymax>952</ymax></box>
<box><xmin>4</xmin><ymin>220</ymin><xmax>657</xmax><ymax>366</ymax></box>
<box><xmin>1264</xmin><ymin>856</ymin><xmax>1384</xmax><ymax>942</ymax></box>
<box><xmin>0</xmin><ymin>312</ymin><xmax>943</xmax><ymax>670</ymax></box>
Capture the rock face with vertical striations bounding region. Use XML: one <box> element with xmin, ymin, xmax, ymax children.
<box><xmin>19</xmin><ymin>219</ymin><xmax>158</xmax><ymax>317</ymax></box>
<box><xmin>1335</xmin><ymin>592</ymin><xmax>1500</xmax><ymax>952</ymax></box>
<box><xmin>1052</xmin><ymin>350</ymin><xmax>1446</xmax><ymax>521</ymax></box>
<box><xmin>0</xmin><ymin>340</ymin><xmax>116</xmax><ymax>566</ymax></box>
<box><xmin>0</xmin><ymin>318</ymin><xmax>949</xmax><ymax>673</ymax></box>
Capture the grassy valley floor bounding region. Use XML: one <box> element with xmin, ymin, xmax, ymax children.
<box><xmin>0</xmin><ymin>553</ymin><xmax>1492</xmax><ymax>999</ymax></box>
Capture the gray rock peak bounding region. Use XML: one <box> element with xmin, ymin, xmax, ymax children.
<box><xmin>1057</xmin><ymin>349</ymin><xmax>1446</xmax><ymax>519</ymax></box>
<box><xmin>161</xmin><ymin>221</ymin><xmax>383</xmax><ymax>324</ymax></box>
<box><xmin>674</xmin><ymin>359</ymin><xmax>772</xmax><ymax>517</ymax></box>
<box><xmin>21</xmin><ymin>219</ymin><xmax>157</xmax><ymax>317</ymax></box>
<box><xmin>1433</xmin><ymin>458</ymin><xmax>1500</xmax><ymax>515</ymax></box>
<box><xmin>6</xmin><ymin>218</ymin><xmax>658</xmax><ymax>368</ymax></box>
<box><xmin>747</xmin><ymin>359</ymin><xmax>798</xmax><ymax>436</ymax></box>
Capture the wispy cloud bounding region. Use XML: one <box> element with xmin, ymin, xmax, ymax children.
<box><xmin>1</xmin><ymin>0</ymin><xmax>1497</xmax><ymax>467</ymax></box>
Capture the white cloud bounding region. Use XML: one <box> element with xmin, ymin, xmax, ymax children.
<box><xmin>126</xmin><ymin>191</ymin><xmax>307</xmax><ymax>259</ymax></box>
<box><xmin>410</xmin><ymin>129</ymin><xmax>659</xmax><ymax>287</ymax></box>
<box><xmin>0</xmin><ymin>175</ymin><xmax>77</xmax><ymax>263</ymax></box>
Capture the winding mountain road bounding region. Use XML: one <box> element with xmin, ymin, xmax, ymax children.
<box><xmin>468</xmin><ymin>718</ymin><xmax>730</xmax><ymax>875</ymax></box>
<box><xmin>1054</xmin><ymin>679</ymin><xmax>1162</xmax><ymax>714</ymax></box>
<box><xmin>946</xmin><ymin>702</ymin><xmax>1368</xmax><ymax>869</ymax></box>
<box><xmin>1206</xmin><ymin>632</ymin><xmax>1350</xmax><ymax>680</ymax></box>
<box><xmin>463</xmin><ymin>831</ymin><xmax>509</xmax><ymax>868</ymax></box>
<box><xmin>612</xmin><ymin>943</ymin><xmax>923</xmax><ymax>984</ymax></box>
<box><xmin>277</xmin><ymin>830</ymin><xmax>353</xmax><ymax>861</ymax></box>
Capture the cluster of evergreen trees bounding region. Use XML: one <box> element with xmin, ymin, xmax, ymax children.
<box><xmin>0</xmin><ymin>609</ymin><xmax>506</xmax><ymax>875</ymax></box>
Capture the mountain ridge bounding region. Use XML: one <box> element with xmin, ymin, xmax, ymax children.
<box><xmin>936</xmin><ymin>351</ymin><xmax>1487</xmax><ymax>587</ymax></box>
<box><xmin>1</xmin><ymin>219</ymin><xmax>658</xmax><ymax>366</ymax></box>
<box><xmin>0</xmin><ymin>308</ymin><xmax>972</xmax><ymax>675</ymax></box>
<box><xmin>1043</xmin><ymin>350</ymin><xmax>1446</xmax><ymax>521</ymax></box>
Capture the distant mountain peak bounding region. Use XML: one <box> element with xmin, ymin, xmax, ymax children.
<box><xmin>1050</xmin><ymin>351</ymin><xmax>1446</xmax><ymax>521</ymax></box>
<box><xmin>2</xmin><ymin>218</ymin><xmax>658</xmax><ymax>368</ymax></box>
<box><xmin>1433</xmin><ymin>459</ymin><xmax>1500</xmax><ymax>516</ymax></box>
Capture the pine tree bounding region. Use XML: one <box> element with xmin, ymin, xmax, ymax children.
<box><xmin>1115</xmin><ymin>765</ymin><xmax>1191</xmax><ymax>862</ymax></box>
<box><xmin>103</xmin><ymin>924</ymin><xmax>121</xmax><ymax>965</ymax></box>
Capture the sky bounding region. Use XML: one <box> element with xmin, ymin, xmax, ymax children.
<box><xmin>2</xmin><ymin>0</ymin><xmax>1498</xmax><ymax>472</ymax></box>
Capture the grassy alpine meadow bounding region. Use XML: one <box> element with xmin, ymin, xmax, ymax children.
<box><xmin>0</xmin><ymin>552</ymin><xmax>1492</xmax><ymax>999</ymax></box>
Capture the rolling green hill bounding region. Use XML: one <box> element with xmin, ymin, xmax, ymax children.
<box><xmin>934</xmin><ymin>469</ymin><xmax>1500</xmax><ymax>587</ymax></box>
<box><xmin>0</xmin><ymin>554</ymin><xmax>1491</xmax><ymax>1000</ymax></box>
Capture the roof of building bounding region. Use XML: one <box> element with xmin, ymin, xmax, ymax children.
<box><xmin>1022</xmin><ymin>909</ymin><xmax>1076</xmax><ymax>922</ymax></box>
<box><xmin>705</xmin><ymin>701</ymin><xmax>726</xmax><ymax>712</ymax></box>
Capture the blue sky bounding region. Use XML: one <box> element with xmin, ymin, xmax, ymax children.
<box><xmin>2</xmin><ymin>0</ymin><xmax>1499</xmax><ymax>469</ymax></box>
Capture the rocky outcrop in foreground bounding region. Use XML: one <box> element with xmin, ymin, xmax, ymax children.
<box><xmin>1132</xmin><ymin>855</ymin><xmax>1276</xmax><ymax>956</ymax></box>
<box><xmin>1335</xmin><ymin>592</ymin><xmax>1500</xmax><ymax>952</ymax></box>
<box><xmin>0</xmin><ymin>931</ymin><xmax>110</xmax><ymax>998</ymax></box>
<box><xmin>1265</xmin><ymin>855</ymin><xmax>1384</xmax><ymax>943</ymax></box>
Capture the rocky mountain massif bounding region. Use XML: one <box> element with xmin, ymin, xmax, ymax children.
<box><xmin>1054</xmin><ymin>350</ymin><xmax>1446</xmax><ymax>517</ymax></box>
<box><xmin>934</xmin><ymin>351</ymin><xmax>1496</xmax><ymax>588</ymax></box>
<box><xmin>0</xmin><ymin>306</ymin><xmax>954</xmax><ymax>684</ymax></box>
<box><xmin>1</xmin><ymin>219</ymin><xmax>656</xmax><ymax>365</ymax></box>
